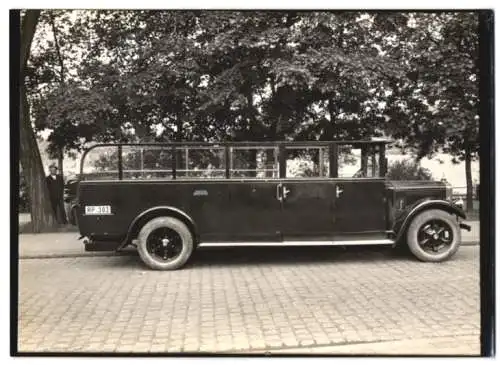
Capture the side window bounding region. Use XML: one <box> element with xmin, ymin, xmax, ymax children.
<box><xmin>230</xmin><ymin>147</ymin><xmax>279</xmax><ymax>178</ymax></box>
<box><xmin>338</xmin><ymin>145</ymin><xmax>380</xmax><ymax>178</ymax></box>
<box><xmin>82</xmin><ymin>146</ymin><xmax>119</xmax><ymax>180</ymax></box>
<box><xmin>176</xmin><ymin>147</ymin><xmax>226</xmax><ymax>179</ymax></box>
<box><xmin>285</xmin><ymin>146</ymin><xmax>329</xmax><ymax>178</ymax></box>
<box><xmin>143</xmin><ymin>148</ymin><xmax>174</xmax><ymax>179</ymax></box>
<box><xmin>121</xmin><ymin>146</ymin><xmax>142</xmax><ymax>179</ymax></box>
<box><xmin>121</xmin><ymin>146</ymin><xmax>174</xmax><ymax>180</ymax></box>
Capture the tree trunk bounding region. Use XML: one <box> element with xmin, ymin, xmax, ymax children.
<box><xmin>175</xmin><ymin>114</ymin><xmax>183</xmax><ymax>142</ymax></box>
<box><xmin>244</xmin><ymin>90</ymin><xmax>259</xmax><ymax>177</ymax></box>
<box><xmin>465</xmin><ymin>144</ymin><xmax>474</xmax><ymax>213</ymax></box>
<box><xmin>20</xmin><ymin>84</ymin><xmax>57</xmax><ymax>232</ymax></box>
<box><xmin>57</xmin><ymin>147</ymin><xmax>64</xmax><ymax>177</ymax></box>
<box><xmin>20</xmin><ymin>11</ymin><xmax>40</xmax><ymax>69</ymax></box>
<box><xmin>20</xmin><ymin>10</ymin><xmax>57</xmax><ymax>232</ymax></box>
<box><xmin>49</xmin><ymin>12</ymin><xmax>65</xmax><ymax>84</ymax></box>
<box><xmin>269</xmin><ymin>78</ymin><xmax>283</xmax><ymax>140</ymax></box>
<box><xmin>326</xmin><ymin>99</ymin><xmax>337</xmax><ymax>139</ymax></box>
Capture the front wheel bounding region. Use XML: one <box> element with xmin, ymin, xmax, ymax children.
<box><xmin>137</xmin><ymin>216</ymin><xmax>194</xmax><ymax>270</ymax></box>
<box><xmin>406</xmin><ymin>209</ymin><xmax>461</xmax><ymax>262</ymax></box>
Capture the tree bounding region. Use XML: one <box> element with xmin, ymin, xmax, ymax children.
<box><xmin>432</xmin><ymin>13</ymin><xmax>479</xmax><ymax>212</ymax></box>
<box><xmin>28</xmin><ymin>10</ymin><xmax>478</xmax><ymax>202</ymax></box>
<box><xmin>20</xmin><ymin>10</ymin><xmax>57</xmax><ymax>232</ymax></box>
<box><xmin>381</xmin><ymin>13</ymin><xmax>479</xmax><ymax>211</ymax></box>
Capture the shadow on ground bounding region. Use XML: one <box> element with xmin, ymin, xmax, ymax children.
<box><xmin>93</xmin><ymin>245</ymin><xmax>416</xmax><ymax>270</ymax></box>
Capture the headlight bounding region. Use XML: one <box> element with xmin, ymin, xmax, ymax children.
<box><xmin>453</xmin><ymin>198</ymin><xmax>464</xmax><ymax>208</ymax></box>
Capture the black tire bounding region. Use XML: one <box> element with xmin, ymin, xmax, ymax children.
<box><xmin>406</xmin><ymin>209</ymin><xmax>461</xmax><ymax>262</ymax></box>
<box><xmin>137</xmin><ymin>216</ymin><xmax>194</xmax><ymax>270</ymax></box>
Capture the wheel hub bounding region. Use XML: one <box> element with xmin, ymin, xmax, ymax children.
<box><xmin>146</xmin><ymin>228</ymin><xmax>183</xmax><ymax>262</ymax></box>
<box><xmin>418</xmin><ymin>220</ymin><xmax>453</xmax><ymax>254</ymax></box>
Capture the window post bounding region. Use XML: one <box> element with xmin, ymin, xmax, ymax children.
<box><xmin>361</xmin><ymin>146</ymin><xmax>368</xmax><ymax>176</ymax></box>
<box><xmin>319</xmin><ymin>147</ymin><xmax>324</xmax><ymax>177</ymax></box>
<box><xmin>185</xmin><ymin>147</ymin><xmax>189</xmax><ymax>178</ymax></box>
<box><xmin>225</xmin><ymin>145</ymin><xmax>230</xmax><ymax>179</ymax></box>
<box><xmin>118</xmin><ymin>145</ymin><xmax>123</xmax><ymax>180</ymax></box>
<box><xmin>329</xmin><ymin>143</ymin><xmax>338</xmax><ymax>178</ymax></box>
<box><xmin>172</xmin><ymin>146</ymin><xmax>176</xmax><ymax>180</ymax></box>
<box><xmin>140</xmin><ymin>148</ymin><xmax>144</xmax><ymax>178</ymax></box>
<box><xmin>279</xmin><ymin>144</ymin><xmax>286</xmax><ymax>178</ymax></box>
<box><xmin>371</xmin><ymin>149</ymin><xmax>376</xmax><ymax>177</ymax></box>
<box><xmin>379</xmin><ymin>143</ymin><xmax>388</xmax><ymax>177</ymax></box>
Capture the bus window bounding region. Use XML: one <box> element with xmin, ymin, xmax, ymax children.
<box><xmin>285</xmin><ymin>146</ymin><xmax>329</xmax><ymax>178</ymax></box>
<box><xmin>229</xmin><ymin>147</ymin><xmax>278</xmax><ymax>178</ymax></box>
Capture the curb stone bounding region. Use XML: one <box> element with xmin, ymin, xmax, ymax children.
<box><xmin>19</xmin><ymin>251</ymin><xmax>137</xmax><ymax>260</ymax></box>
<box><xmin>18</xmin><ymin>241</ymin><xmax>479</xmax><ymax>260</ymax></box>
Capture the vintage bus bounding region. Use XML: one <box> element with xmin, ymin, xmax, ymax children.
<box><xmin>73</xmin><ymin>140</ymin><xmax>470</xmax><ymax>270</ymax></box>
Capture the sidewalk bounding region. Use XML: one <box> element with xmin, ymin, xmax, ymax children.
<box><xmin>17</xmin><ymin>232</ymin><xmax>135</xmax><ymax>259</ymax></box>
<box><xmin>17</xmin><ymin>221</ymin><xmax>480</xmax><ymax>259</ymax></box>
<box><xmin>462</xmin><ymin>220</ymin><xmax>480</xmax><ymax>245</ymax></box>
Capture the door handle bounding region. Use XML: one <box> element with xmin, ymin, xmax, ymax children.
<box><xmin>276</xmin><ymin>183</ymin><xmax>283</xmax><ymax>202</ymax></box>
<box><xmin>336</xmin><ymin>185</ymin><xmax>344</xmax><ymax>198</ymax></box>
<box><xmin>283</xmin><ymin>186</ymin><xmax>291</xmax><ymax>199</ymax></box>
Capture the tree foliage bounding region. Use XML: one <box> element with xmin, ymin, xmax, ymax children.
<box><xmin>23</xmin><ymin>10</ymin><xmax>480</xmax><ymax>212</ymax></box>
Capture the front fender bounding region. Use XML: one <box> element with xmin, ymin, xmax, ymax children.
<box><xmin>394</xmin><ymin>199</ymin><xmax>466</xmax><ymax>243</ymax></box>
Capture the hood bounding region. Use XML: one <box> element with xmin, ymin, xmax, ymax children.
<box><xmin>387</xmin><ymin>180</ymin><xmax>447</xmax><ymax>192</ymax></box>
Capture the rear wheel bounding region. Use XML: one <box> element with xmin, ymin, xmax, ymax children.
<box><xmin>137</xmin><ymin>216</ymin><xmax>194</xmax><ymax>270</ymax></box>
<box><xmin>406</xmin><ymin>209</ymin><xmax>461</xmax><ymax>262</ymax></box>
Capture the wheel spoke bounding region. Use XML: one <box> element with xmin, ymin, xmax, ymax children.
<box><xmin>420</xmin><ymin>237</ymin><xmax>430</xmax><ymax>245</ymax></box>
<box><xmin>423</xmin><ymin>225</ymin><xmax>433</xmax><ymax>236</ymax></box>
<box><xmin>439</xmin><ymin>229</ymin><xmax>452</xmax><ymax>244</ymax></box>
<box><xmin>440</xmin><ymin>236</ymin><xmax>451</xmax><ymax>244</ymax></box>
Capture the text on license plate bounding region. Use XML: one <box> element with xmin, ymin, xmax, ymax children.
<box><xmin>85</xmin><ymin>205</ymin><xmax>112</xmax><ymax>215</ymax></box>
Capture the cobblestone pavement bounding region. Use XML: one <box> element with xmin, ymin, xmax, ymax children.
<box><xmin>265</xmin><ymin>335</ymin><xmax>480</xmax><ymax>355</ymax></box>
<box><xmin>18</xmin><ymin>246</ymin><xmax>480</xmax><ymax>355</ymax></box>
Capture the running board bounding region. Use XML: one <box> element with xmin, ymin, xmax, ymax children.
<box><xmin>198</xmin><ymin>239</ymin><xmax>395</xmax><ymax>248</ymax></box>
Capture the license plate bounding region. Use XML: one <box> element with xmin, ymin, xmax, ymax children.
<box><xmin>85</xmin><ymin>205</ymin><xmax>112</xmax><ymax>215</ymax></box>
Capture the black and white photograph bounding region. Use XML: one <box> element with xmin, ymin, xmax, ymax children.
<box><xmin>13</xmin><ymin>8</ymin><xmax>493</xmax><ymax>357</ymax></box>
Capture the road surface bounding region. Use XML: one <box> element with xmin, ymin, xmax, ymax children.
<box><xmin>18</xmin><ymin>245</ymin><xmax>480</xmax><ymax>355</ymax></box>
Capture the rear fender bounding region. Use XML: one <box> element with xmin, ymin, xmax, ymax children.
<box><xmin>394</xmin><ymin>199</ymin><xmax>466</xmax><ymax>243</ymax></box>
<box><xmin>118</xmin><ymin>206</ymin><xmax>198</xmax><ymax>250</ymax></box>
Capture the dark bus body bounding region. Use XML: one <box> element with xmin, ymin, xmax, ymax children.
<box><xmin>74</xmin><ymin>141</ymin><xmax>470</xmax><ymax>270</ymax></box>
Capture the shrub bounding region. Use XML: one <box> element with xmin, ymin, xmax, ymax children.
<box><xmin>387</xmin><ymin>159</ymin><xmax>433</xmax><ymax>181</ymax></box>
